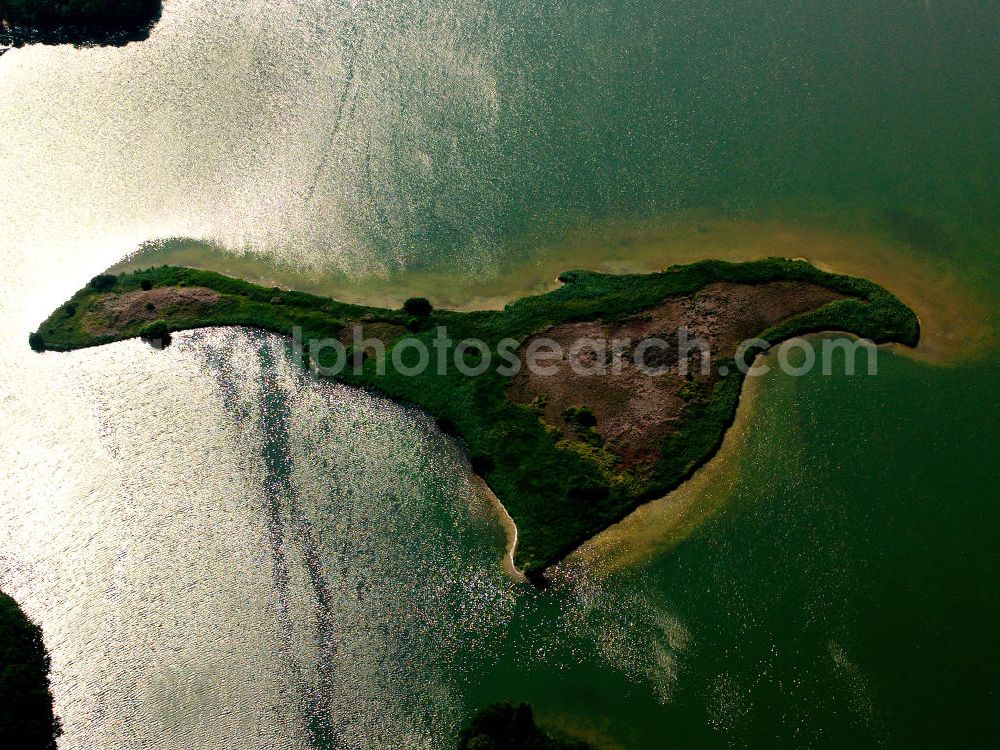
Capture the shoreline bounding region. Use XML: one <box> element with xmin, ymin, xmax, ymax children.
<box><xmin>101</xmin><ymin>216</ymin><xmax>992</xmax><ymax>577</ymax></box>
<box><xmin>472</xmin><ymin>475</ymin><xmax>527</xmax><ymax>582</ymax></box>
<box><xmin>564</xmin><ymin>361</ymin><xmax>764</xmax><ymax>575</ymax></box>
<box><xmin>36</xmin><ymin>260</ymin><xmax>919</xmax><ymax>576</ymax></box>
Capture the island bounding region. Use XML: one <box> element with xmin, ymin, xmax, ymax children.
<box><xmin>0</xmin><ymin>591</ymin><xmax>61</xmax><ymax>749</ymax></box>
<box><xmin>30</xmin><ymin>258</ymin><xmax>919</xmax><ymax>579</ymax></box>
<box><xmin>0</xmin><ymin>0</ymin><xmax>162</xmax><ymax>48</ymax></box>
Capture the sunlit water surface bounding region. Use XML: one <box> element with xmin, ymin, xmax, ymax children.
<box><xmin>3</xmin><ymin>326</ymin><xmax>687</xmax><ymax>749</ymax></box>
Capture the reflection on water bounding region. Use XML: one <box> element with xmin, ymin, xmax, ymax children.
<box><xmin>0</xmin><ymin>325</ymin><xmax>687</xmax><ymax>749</ymax></box>
<box><xmin>0</xmin><ymin>327</ymin><xmax>495</xmax><ymax>748</ymax></box>
<box><xmin>0</xmin><ymin>0</ymin><xmax>513</xmax><ymax>287</ymax></box>
<box><xmin>3</xmin><ymin>0</ymin><xmax>997</xmax><ymax>314</ymax></box>
<box><xmin>554</xmin><ymin>565</ymin><xmax>691</xmax><ymax>705</ymax></box>
<box><xmin>2</xmin><ymin>332</ymin><xmax>312</xmax><ymax>748</ymax></box>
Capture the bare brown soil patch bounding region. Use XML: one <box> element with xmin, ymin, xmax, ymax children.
<box><xmin>509</xmin><ymin>281</ymin><xmax>844</xmax><ymax>465</ymax></box>
<box><xmin>84</xmin><ymin>286</ymin><xmax>221</xmax><ymax>335</ymax></box>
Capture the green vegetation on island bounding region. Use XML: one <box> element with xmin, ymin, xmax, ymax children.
<box><xmin>0</xmin><ymin>0</ymin><xmax>162</xmax><ymax>48</ymax></box>
<box><xmin>0</xmin><ymin>592</ymin><xmax>61</xmax><ymax>749</ymax></box>
<box><xmin>31</xmin><ymin>259</ymin><xmax>919</xmax><ymax>578</ymax></box>
<box><xmin>459</xmin><ymin>702</ymin><xmax>594</xmax><ymax>750</ymax></box>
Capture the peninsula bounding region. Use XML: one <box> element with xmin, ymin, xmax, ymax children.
<box><xmin>31</xmin><ymin>259</ymin><xmax>919</xmax><ymax>578</ymax></box>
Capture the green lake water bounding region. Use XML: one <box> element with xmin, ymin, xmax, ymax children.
<box><xmin>0</xmin><ymin>1</ymin><xmax>997</xmax><ymax>748</ymax></box>
<box><xmin>481</xmin><ymin>350</ymin><xmax>1000</xmax><ymax>749</ymax></box>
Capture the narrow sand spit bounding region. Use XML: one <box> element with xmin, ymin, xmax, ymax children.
<box><xmin>564</xmin><ymin>371</ymin><xmax>763</xmax><ymax>576</ymax></box>
<box><xmin>470</xmin><ymin>475</ymin><xmax>527</xmax><ymax>582</ymax></box>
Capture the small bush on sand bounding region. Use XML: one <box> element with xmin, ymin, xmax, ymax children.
<box><xmin>139</xmin><ymin>320</ymin><xmax>169</xmax><ymax>340</ymax></box>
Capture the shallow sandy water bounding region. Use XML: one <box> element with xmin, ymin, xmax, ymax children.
<box><xmin>112</xmin><ymin>213</ymin><xmax>993</xmax><ymax>366</ymax></box>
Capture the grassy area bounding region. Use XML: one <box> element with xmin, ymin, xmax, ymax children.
<box><xmin>0</xmin><ymin>0</ymin><xmax>161</xmax><ymax>47</ymax></box>
<box><xmin>31</xmin><ymin>259</ymin><xmax>918</xmax><ymax>577</ymax></box>
<box><xmin>0</xmin><ymin>592</ymin><xmax>61</xmax><ymax>749</ymax></box>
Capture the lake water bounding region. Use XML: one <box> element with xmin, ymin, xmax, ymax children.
<box><xmin>0</xmin><ymin>1</ymin><xmax>997</xmax><ymax>748</ymax></box>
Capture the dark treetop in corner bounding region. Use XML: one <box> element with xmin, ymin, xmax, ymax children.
<box><xmin>459</xmin><ymin>702</ymin><xmax>594</xmax><ymax>750</ymax></box>
<box><xmin>0</xmin><ymin>0</ymin><xmax>162</xmax><ymax>47</ymax></box>
<box><xmin>0</xmin><ymin>591</ymin><xmax>61</xmax><ymax>749</ymax></box>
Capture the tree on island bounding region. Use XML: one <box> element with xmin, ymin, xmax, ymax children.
<box><xmin>87</xmin><ymin>273</ymin><xmax>117</xmax><ymax>292</ymax></box>
<box><xmin>459</xmin><ymin>702</ymin><xmax>593</xmax><ymax>750</ymax></box>
<box><xmin>403</xmin><ymin>296</ymin><xmax>433</xmax><ymax>317</ymax></box>
<box><xmin>139</xmin><ymin>319</ymin><xmax>171</xmax><ymax>348</ymax></box>
<box><xmin>0</xmin><ymin>592</ymin><xmax>61</xmax><ymax>749</ymax></box>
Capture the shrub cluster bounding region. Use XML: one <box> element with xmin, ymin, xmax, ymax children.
<box><xmin>87</xmin><ymin>273</ymin><xmax>117</xmax><ymax>292</ymax></box>
<box><xmin>403</xmin><ymin>297</ymin><xmax>433</xmax><ymax>317</ymax></box>
<box><xmin>139</xmin><ymin>320</ymin><xmax>169</xmax><ymax>340</ymax></box>
<box><xmin>0</xmin><ymin>0</ymin><xmax>162</xmax><ymax>47</ymax></box>
<box><xmin>0</xmin><ymin>592</ymin><xmax>61</xmax><ymax>749</ymax></box>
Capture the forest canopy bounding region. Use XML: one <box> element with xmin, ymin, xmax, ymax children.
<box><xmin>0</xmin><ymin>592</ymin><xmax>61</xmax><ymax>749</ymax></box>
<box><xmin>0</xmin><ymin>0</ymin><xmax>162</xmax><ymax>46</ymax></box>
